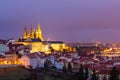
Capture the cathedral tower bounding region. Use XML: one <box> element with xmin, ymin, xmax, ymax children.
<box><xmin>30</xmin><ymin>26</ymin><xmax>35</xmax><ymax>38</ymax></box>
<box><xmin>23</xmin><ymin>25</ymin><xmax>27</xmax><ymax>39</ymax></box>
<box><xmin>36</xmin><ymin>24</ymin><xmax>44</xmax><ymax>41</ymax></box>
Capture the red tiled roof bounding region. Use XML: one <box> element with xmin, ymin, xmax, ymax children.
<box><xmin>115</xmin><ymin>65</ymin><xmax>120</xmax><ymax>70</ymax></box>
<box><xmin>9</xmin><ymin>44</ymin><xmax>24</xmax><ymax>51</ymax></box>
<box><xmin>98</xmin><ymin>70</ymin><xmax>111</xmax><ymax>75</ymax></box>
<box><xmin>65</xmin><ymin>54</ymin><xmax>71</xmax><ymax>58</ymax></box>
<box><xmin>58</xmin><ymin>59</ymin><xmax>67</xmax><ymax>62</ymax></box>
<box><xmin>26</xmin><ymin>53</ymin><xmax>38</xmax><ymax>59</ymax></box>
<box><xmin>5</xmin><ymin>51</ymin><xmax>16</xmax><ymax>55</ymax></box>
<box><xmin>0</xmin><ymin>39</ymin><xmax>6</xmax><ymax>44</ymax></box>
<box><xmin>0</xmin><ymin>55</ymin><xmax>6</xmax><ymax>58</ymax></box>
<box><xmin>37</xmin><ymin>55</ymin><xmax>46</xmax><ymax>59</ymax></box>
<box><xmin>79</xmin><ymin>54</ymin><xmax>94</xmax><ymax>57</ymax></box>
<box><xmin>11</xmin><ymin>44</ymin><xmax>24</xmax><ymax>47</ymax></box>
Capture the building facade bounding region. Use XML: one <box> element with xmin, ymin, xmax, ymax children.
<box><xmin>17</xmin><ymin>24</ymin><xmax>75</xmax><ymax>53</ymax></box>
<box><xmin>23</xmin><ymin>24</ymin><xmax>44</xmax><ymax>41</ymax></box>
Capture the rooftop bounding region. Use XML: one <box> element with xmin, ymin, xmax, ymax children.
<box><xmin>18</xmin><ymin>38</ymin><xmax>42</xmax><ymax>42</ymax></box>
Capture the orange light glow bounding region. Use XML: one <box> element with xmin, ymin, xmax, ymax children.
<box><xmin>4</xmin><ymin>61</ymin><xmax>7</xmax><ymax>64</ymax></box>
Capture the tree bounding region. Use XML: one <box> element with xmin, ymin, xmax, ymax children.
<box><xmin>76</xmin><ymin>64</ymin><xmax>85</xmax><ymax>80</ymax></box>
<box><xmin>84</xmin><ymin>67</ymin><xmax>89</xmax><ymax>79</ymax></box>
<box><xmin>62</xmin><ymin>63</ymin><xmax>67</xmax><ymax>73</ymax></box>
<box><xmin>49</xmin><ymin>46</ymin><xmax>55</xmax><ymax>53</ymax></box>
<box><xmin>44</xmin><ymin>59</ymin><xmax>48</xmax><ymax>71</ymax></box>
<box><xmin>109</xmin><ymin>66</ymin><xmax>119</xmax><ymax>80</ymax></box>
<box><xmin>67</xmin><ymin>62</ymin><xmax>72</xmax><ymax>73</ymax></box>
<box><xmin>91</xmin><ymin>69</ymin><xmax>98</xmax><ymax>80</ymax></box>
<box><xmin>79</xmin><ymin>64</ymin><xmax>85</xmax><ymax>80</ymax></box>
<box><xmin>62</xmin><ymin>63</ymin><xmax>67</xmax><ymax>80</ymax></box>
<box><xmin>103</xmin><ymin>75</ymin><xmax>107</xmax><ymax>80</ymax></box>
<box><xmin>30</xmin><ymin>68</ymin><xmax>37</xmax><ymax>80</ymax></box>
<box><xmin>76</xmin><ymin>47</ymin><xmax>82</xmax><ymax>54</ymax></box>
<box><xmin>63</xmin><ymin>49</ymin><xmax>67</xmax><ymax>54</ymax></box>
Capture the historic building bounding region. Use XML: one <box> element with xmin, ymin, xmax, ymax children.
<box><xmin>23</xmin><ymin>24</ymin><xmax>44</xmax><ymax>41</ymax></box>
<box><xmin>17</xmin><ymin>24</ymin><xmax>75</xmax><ymax>53</ymax></box>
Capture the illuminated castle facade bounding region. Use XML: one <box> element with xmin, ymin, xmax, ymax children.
<box><xmin>17</xmin><ymin>24</ymin><xmax>75</xmax><ymax>53</ymax></box>
<box><xmin>24</xmin><ymin>24</ymin><xmax>44</xmax><ymax>41</ymax></box>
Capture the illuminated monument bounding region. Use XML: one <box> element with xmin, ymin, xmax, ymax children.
<box><xmin>23</xmin><ymin>24</ymin><xmax>44</xmax><ymax>41</ymax></box>
<box><xmin>18</xmin><ymin>24</ymin><xmax>75</xmax><ymax>53</ymax></box>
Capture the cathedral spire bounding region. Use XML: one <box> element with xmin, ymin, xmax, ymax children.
<box><xmin>37</xmin><ymin>24</ymin><xmax>41</xmax><ymax>32</ymax></box>
<box><xmin>30</xmin><ymin>26</ymin><xmax>34</xmax><ymax>38</ymax></box>
<box><xmin>23</xmin><ymin>25</ymin><xmax>27</xmax><ymax>39</ymax></box>
<box><xmin>36</xmin><ymin>24</ymin><xmax>44</xmax><ymax>41</ymax></box>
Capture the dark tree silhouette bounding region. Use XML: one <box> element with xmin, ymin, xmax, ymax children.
<box><xmin>62</xmin><ymin>63</ymin><xmax>67</xmax><ymax>80</ymax></box>
<box><xmin>67</xmin><ymin>62</ymin><xmax>72</xmax><ymax>73</ymax></box>
<box><xmin>30</xmin><ymin>69</ymin><xmax>37</xmax><ymax>80</ymax></box>
<box><xmin>63</xmin><ymin>49</ymin><xmax>67</xmax><ymax>54</ymax></box>
<box><xmin>91</xmin><ymin>69</ymin><xmax>98</xmax><ymax>80</ymax></box>
<box><xmin>49</xmin><ymin>46</ymin><xmax>55</xmax><ymax>53</ymax></box>
<box><xmin>84</xmin><ymin>67</ymin><xmax>89</xmax><ymax>79</ymax></box>
<box><xmin>76</xmin><ymin>64</ymin><xmax>85</xmax><ymax>80</ymax></box>
<box><xmin>75</xmin><ymin>47</ymin><xmax>82</xmax><ymax>54</ymax></box>
<box><xmin>109</xmin><ymin>66</ymin><xmax>119</xmax><ymax>80</ymax></box>
<box><xmin>103</xmin><ymin>75</ymin><xmax>107</xmax><ymax>80</ymax></box>
<box><xmin>44</xmin><ymin>59</ymin><xmax>48</xmax><ymax>71</ymax></box>
<box><xmin>62</xmin><ymin>63</ymin><xmax>67</xmax><ymax>73</ymax></box>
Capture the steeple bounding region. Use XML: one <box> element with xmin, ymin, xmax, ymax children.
<box><xmin>30</xmin><ymin>26</ymin><xmax>34</xmax><ymax>38</ymax></box>
<box><xmin>23</xmin><ymin>25</ymin><xmax>27</xmax><ymax>39</ymax></box>
<box><xmin>36</xmin><ymin>24</ymin><xmax>44</xmax><ymax>41</ymax></box>
<box><xmin>23</xmin><ymin>24</ymin><xmax>44</xmax><ymax>40</ymax></box>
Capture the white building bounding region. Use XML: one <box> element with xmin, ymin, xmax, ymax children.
<box><xmin>37</xmin><ymin>54</ymin><xmax>46</xmax><ymax>68</ymax></box>
<box><xmin>19</xmin><ymin>53</ymin><xmax>39</xmax><ymax>69</ymax></box>
<box><xmin>0</xmin><ymin>44</ymin><xmax>9</xmax><ymax>52</ymax></box>
<box><xmin>19</xmin><ymin>53</ymin><xmax>47</xmax><ymax>69</ymax></box>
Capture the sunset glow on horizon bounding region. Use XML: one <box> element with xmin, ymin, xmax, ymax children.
<box><xmin>0</xmin><ymin>0</ymin><xmax>120</xmax><ymax>42</ymax></box>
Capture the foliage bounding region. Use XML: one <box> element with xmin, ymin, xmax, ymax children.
<box><xmin>67</xmin><ymin>62</ymin><xmax>72</xmax><ymax>73</ymax></box>
<box><xmin>103</xmin><ymin>75</ymin><xmax>107</xmax><ymax>80</ymax></box>
<box><xmin>62</xmin><ymin>63</ymin><xmax>67</xmax><ymax>73</ymax></box>
<box><xmin>0</xmin><ymin>67</ymin><xmax>30</xmax><ymax>80</ymax></box>
<box><xmin>109</xmin><ymin>66</ymin><xmax>120</xmax><ymax>80</ymax></box>
<box><xmin>91</xmin><ymin>69</ymin><xmax>98</xmax><ymax>80</ymax></box>
<box><xmin>44</xmin><ymin>59</ymin><xmax>48</xmax><ymax>70</ymax></box>
<box><xmin>75</xmin><ymin>64</ymin><xmax>85</xmax><ymax>80</ymax></box>
<box><xmin>84</xmin><ymin>67</ymin><xmax>89</xmax><ymax>79</ymax></box>
<box><xmin>49</xmin><ymin>46</ymin><xmax>55</xmax><ymax>53</ymax></box>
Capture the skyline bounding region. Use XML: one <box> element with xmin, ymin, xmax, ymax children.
<box><xmin>0</xmin><ymin>0</ymin><xmax>120</xmax><ymax>42</ymax></box>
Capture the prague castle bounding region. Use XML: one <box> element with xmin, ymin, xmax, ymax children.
<box><xmin>17</xmin><ymin>24</ymin><xmax>75</xmax><ymax>53</ymax></box>
<box><xmin>23</xmin><ymin>24</ymin><xmax>44</xmax><ymax>41</ymax></box>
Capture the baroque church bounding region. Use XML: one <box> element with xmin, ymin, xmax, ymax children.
<box><xmin>17</xmin><ymin>24</ymin><xmax>75</xmax><ymax>53</ymax></box>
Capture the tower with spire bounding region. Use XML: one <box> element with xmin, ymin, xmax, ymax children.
<box><xmin>23</xmin><ymin>25</ymin><xmax>27</xmax><ymax>39</ymax></box>
<box><xmin>23</xmin><ymin>24</ymin><xmax>44</xmax><ymax>41</ymax></box>
<box><xmin>36</xmin><ymin>24</ymin><xmax>44</xmax><ymax>41</ymax></box>
<box><xmin>30</xmin><ymin>26</ymin><xmax>35</xmax><ymax>38</ymax></box>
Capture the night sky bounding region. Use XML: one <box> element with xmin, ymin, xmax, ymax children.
<box><xmin>0</xmin><ymin>0</ymin><xmax>120</xmax><ymax>42</ymax></box>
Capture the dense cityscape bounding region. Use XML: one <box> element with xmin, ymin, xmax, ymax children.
<box><xmin>0</xmin><ymin>0</ymin><xmax>120</xmax><ymax>80</ymax></box>
<box><xmin>0</xmin><ymin>25</ymin><xmax>120</xmax><ymax>80</ymax></box>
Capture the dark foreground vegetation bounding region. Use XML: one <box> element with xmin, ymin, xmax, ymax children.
<box><xmin>0</xmin><ymin>65</ymin><xmax>119</xmax><ymax>80</ymax></box>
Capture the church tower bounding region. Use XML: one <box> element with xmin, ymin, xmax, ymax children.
<box><xmin>30</xmin><ymin>26</ymin><xmax>35</xmax><ymax>38</ymax></box>
<box><xmin>36</xmin><ymin>24</ymin><xmax>44</xmax><ymax>41</ymax></box>
<box><xmin>23</xmin><ymin>25</ymin><xmax>27</xmax><ymax>39</ymax></box>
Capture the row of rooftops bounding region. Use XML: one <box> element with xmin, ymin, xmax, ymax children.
<box><xmin>25</xmin><ymin>52</ymin><xmax>120</xmax><ymax>75</ymax></box>
<box><xmin>0</xmin><ymin>39</ymin><xmax>120</xmax><ymax>76</ymax></box>
<box><xmin>0</xmin><ymin>39</ymin><xmax>7</xmax><ymax>44</ymax></box>
<box><xmin>18</xmin><ymin>38</ymin><xmax>64</xmax><ymax>44</ymax></box>
<box><xmin>0</xmin><ymin>47</ymin><xmax>120</xmax><ymax>75</ymax></box>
